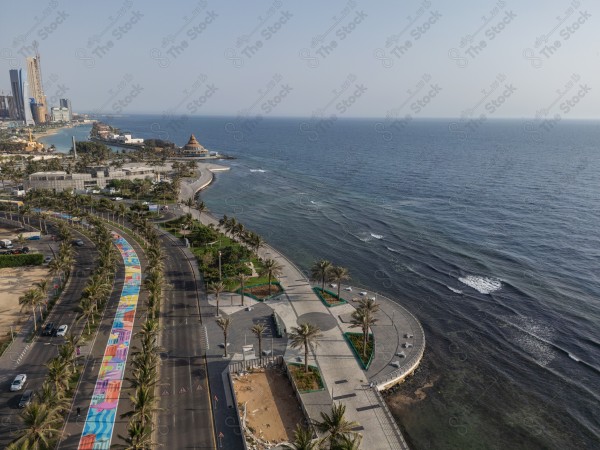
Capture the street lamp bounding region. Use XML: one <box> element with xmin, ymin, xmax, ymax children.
<box><xmin>218</xmin><ymin>251</ymin><xmax>222</xmax><ymax>281</ymax></box>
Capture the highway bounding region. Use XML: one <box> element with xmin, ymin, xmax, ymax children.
<box><xmin>0</xmin><ymin>227</ymin><xmax>97</xmax><ymax>447</ymax></box>
<box><xmin>154</xmin><ymin>228</ymin><xmax>216</xmax><ymax>449</ymax></box>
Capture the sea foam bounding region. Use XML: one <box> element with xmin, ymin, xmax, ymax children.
<box><xmin>458</xmin><ymin>275</ymin><xmax>502</xmax><ymax>294</ymax></box>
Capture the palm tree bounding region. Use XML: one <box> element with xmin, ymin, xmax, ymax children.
<box><xmin>329</xmin><ymin>266</ymin><xmax>349</xmax><ymax>300</ymax></box>
<box><xmin>184</xmin><ymin>197</ymin><xmax>194</xmax><ymax>214</ymax></box>
<box><xmin>289</xmin><ymin>323</ymin><xmax>323</xmax><ymax>373</ymax></box>
<box><xmin>350</xmin><ymin>298</ymin><xmax>380</xmax><ymax>358</ymax></box>
<box><xmin>331</xmin><ymin>432</ymin><xmax>363</xmax><ymax>449</ymax></box>
<box><xmin>47</xmin><ymin>357</ymin><xmax>71</xmax><ymax>393</ymax></box>
<box><xmin>9</xmin><ymin>402</ymin><xmax>62</xmax><ymax>449</ymax></box>
<box><xmin>196</xmin><ymin>200</ymin><xmax>207</xmax><ymax>221</ymax></box>
<box><xmin>313</xmin><ymin>402</ymin><xmax>360</xmax><ymax>449</ymax></box>
<box><xmin>208</xmin><ymin>281</ymin><xmax>225</xmax><ymax>316</ymax></box>
<box><xmin>37</xmin><ymin>381</ymin><xmax>70</xmax><ymax>411</ymax></box>
<box><xmin>122</xmin><ymin>385</ymin><xmax>157</xmax><ymax>429</ymax></box>
<box><xmin>19</xmin><ymin>288</ymin><xmax>43</xmax><ymax>331</ymax></box>
<box><xmin>236</xmin><ymin>273</ymin><xmax>250</xmax><ymax>306</ymax></box>
<box><xmin>260</xmin><ymin>258</ymin><xmax>282</xmax><ymax>295</ymax></box>
<box><xmin>116</xmin><ymin>419</ymin><xmax>155</xmax><ymax>450</ymax></box>
<box><xmin>216</xmin><ymin>316</ymin><xmax>231</xmax><ymax>357</ymax></box>
<box><xmin>77</xmin><ymin>297</ymin><xmax>95</xmax><ymax>334</ymax></box>
<box><xmin>250</xmin><ymin>323</ymin><xmax>266</xmax><ymax>358</ymax></box>
<box><xmin>311</xmin><ymin>259</ymin><xmax>332</xmax><ymax>290</ymax></box>
<box><xmin>281</xmin><ymin>424</ymin><xmax>318</xmax><ymax>450</ymax></box>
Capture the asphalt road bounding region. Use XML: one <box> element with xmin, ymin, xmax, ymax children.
<box><xmin>0</xmin><ymin>227</ymin><xmax>97</xmax><ymax>447</ymax></box>
<box><xmin>155</xmin><ymin>229</ymin><xmax>216</xmax><ymax>449</ymax></box>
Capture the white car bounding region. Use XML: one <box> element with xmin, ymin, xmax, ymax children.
<box><xmin>44</xmin><ymin>256</ymin><xmax>53</xmax><ymax>264</ymax></box>
<box><xmin>359</xmin><ymin>291</ymin><xmax>367</xmax><ymax>296</ymax></box>
<box><xmin>112</xmin><ymin>197</ymin><xmax>123</xmax><ymax>201</ymax></box>
<box><xmin>56</xmin><ymin>325</ymin><xmax>68</xmax><ymax>336</ymax></box>
<box><xmin>329</xmin><ymin>283</ymin><xmax>337</xmax><ymax>288</ymax></box>
<box><xmin>11</xmin><ymin>374</ymin><xmax>27</xmax><ymax>391</ymax></box>
<box><xmin>344</xmin><ymin>287</ymin><xmax>352</xmax><ymax>291</ymax></box>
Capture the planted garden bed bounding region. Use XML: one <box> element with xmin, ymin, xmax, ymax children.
<box><xmin>238</xmin><ymin>282</ymin><xmax>284</xmax><ymax>301</ymax></box>
<box><xmin>312</xmin><ymin>287</ymin><xmax>347</xmax><ymax>307</ymax></box>
<box><xmin>287</xmin><ymin>363</ymin><xmax>325</xmax><ymax>393</ymax></box>
<box><xmin>344</xmin><ymin>332</ymin><xmax>375</xmax><ymax>370</ymax></box>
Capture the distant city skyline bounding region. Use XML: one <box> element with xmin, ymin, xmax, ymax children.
<box><xmin>1</xmin><ymin>1</ymin><xmax>599</xmax><ymax>119</ymax></box>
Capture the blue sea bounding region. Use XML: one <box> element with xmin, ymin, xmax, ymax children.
<box><xmin>42</xmin><ymin>116</ymin><xmax>600</xmax><ymax>449</ymax></box>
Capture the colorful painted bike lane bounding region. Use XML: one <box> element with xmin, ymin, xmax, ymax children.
<box><xmin>78</xmin><ymin>232</ymin><xmax>141</xmax><ymax>449</ymax></box>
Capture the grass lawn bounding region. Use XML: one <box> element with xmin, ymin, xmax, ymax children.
<box><xmin>345</xmin><ymin>332</ymin><xmax>375</xmax><ymax>369</ymax></box>
<box><xmin>288</xmin><ymin>364</ymin><xmax>324</xmax><ymax>392</ymax></box>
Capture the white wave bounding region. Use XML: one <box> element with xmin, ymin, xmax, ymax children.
<box><xmin>356</xmin><ymin>232</ymin><xmax>373</xmax><ymax>242</ymax></box>
<box><xmin>386</xmin><ymin>247</ymin><xmax>400</xmax><ymax>253</ymax></box>
<box><xmin>370</xmin><ymin>233</ymin><xmax>384</xmax><ymax>239</ymax></box>
<box><xmin>250</xmin><ymin>169</ymin><xmax>266</xmax><ymax>173</ymax></box>
<box><xmin>458</xmin><ymin>275</ymin><xmax>502</xmax><ymax>294</ymax></box>
<box><xmin>568</xmin><ymin>353</ymin><xmax>580</xmax><ymax>362</ymax></box>
<box><xmin>447</xmin><ymin>286</ymin><xmax>463</xmax><ymax>294</ymax></box>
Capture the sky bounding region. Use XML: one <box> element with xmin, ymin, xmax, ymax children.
<box><xmin>1</xmin><ymin>0</ymin><xmax>599</xmax><ymax>119</ymax></box>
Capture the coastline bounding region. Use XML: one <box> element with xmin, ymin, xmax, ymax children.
<box><xmin>179</xmin><ymin>167</ymin><xmax>423</xmax><ymax>449</ymax></box>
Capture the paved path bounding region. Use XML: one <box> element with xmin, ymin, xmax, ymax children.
<box><xmin>177</xmin><ymin>197</ymin><xmax>410</xmax><ymax>449</ymax></box>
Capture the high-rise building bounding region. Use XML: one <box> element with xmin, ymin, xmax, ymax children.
<box><xmin>0</xmin><ymin>95</ymin><xmax>14</xmax><ymax>119</ymax></box>
<box><xmin>9</xmin><ymin>69</ymin><xmax>34</xmax><ymax>125</ymax></box>
<box><xmin>59</xmin><ymin>98</ymin><xmax>72</xmax><ymax>121</ymax></box>
<box><xmin>26</xmin><ymin>55</ymin><xmax>47</xmax><ymax>124</ymax></box>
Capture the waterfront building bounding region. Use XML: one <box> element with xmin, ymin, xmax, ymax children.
<box><xmin>50</xmin><ymin>107</ymin><xmax>70</xmax><ymax>123</ymax></box>
<box><xmin>25</xmin><ymin>166</ymin><xmax>158</xmax><ymax>192</ymax></box>
<box><xmin>180</xmin><ymin>133</ymin><xmax>209</xmax><ymax>157</ymax></box>
<box><xmin>59</xmin><ymin>98</ymin><xmax>72</xmax><ymax>121</ymax></box>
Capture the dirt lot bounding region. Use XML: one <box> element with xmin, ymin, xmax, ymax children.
<box><xmin>233</xmin><ymin>367</ymin><xmax>304</xmax><ymax>447</ymax></box>
<box><xmin>0</xmin><ymin>226</ymin><xmax>51</xmax><ymax>334</ymax></box>
<box><xmin>0</xmin><ymin>266</ymin><xmax>50</xmax><ymax>332</ymax></box>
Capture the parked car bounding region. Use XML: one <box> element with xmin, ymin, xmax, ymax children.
<box><xmin>56</xmin><ymin>324</ymin><xmax>68</xmax><ymax>336</ymax></box>
<box><xmin>42</xmin><ymin>322</ymin><xmax>55</xmax><ymax>336</ymax></box>
<box><xmin>44</xmin><ymin>256</ymin><xmax>53</xmax><ymax>264</ymax></box>
<box><xmin>18</xmin><ymin>389</ymin><xmax>34</xmax><ymax>408</ymax></box>
<box><xmin>111</xmin><ymin>197</ymin><xmax>123</xmax><ymax>201</ymax></box>
<box><xmin>344</xmin><ymin>287</ymin><xmax>353</xmax><ymax>291</ymax></box>
<box><xmin>72</xmin><ymin>239</ymin><xmax>84</xmax><ymax>247</ymax></box>
<box><xmin>10</xmin><ymin>374</ymin><xmax>27</xmax><ymax>391</ymax></box>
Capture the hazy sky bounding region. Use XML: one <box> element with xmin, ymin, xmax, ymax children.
<box><xmin>1</xmin><ymin>0</ymin><xmax>598</xmax><ymax>119</ymax></box>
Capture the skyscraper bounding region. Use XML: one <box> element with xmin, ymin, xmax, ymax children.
<box><xmin>59</xmin><ymin>98</ymin><xmax>72</xmax><ymax>121</ymax></box>
<box><xmin>9</xmin><ymin>69</ymin><xmax>34</xmax><ymax>125</ymax></box>
<box><xmin>26</xmin><ymin>55</ymin><xmax>47</xmax><ymax>124</ymax></box>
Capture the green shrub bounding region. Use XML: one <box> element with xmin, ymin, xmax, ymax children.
<box><xmin>0</xmin><ymin>253</ymin><xmax>43</xmax><ymax>268</ymax></box>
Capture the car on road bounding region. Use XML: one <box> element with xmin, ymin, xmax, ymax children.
<box><xmin>344</xmin><ymin>287</ymin><xmax>352</xmax><ymax>291</ymax></box>
<box><xmin>42</xmin><ymin>322</ymin><xmax>55</xmax><ymax>336</ymax></box>
<box><xmin>10</xmin><ymin>374</ymin><xmax>27</xmax><ymax>391</ymax></box>
<box><xmin>18</xmin><ymin>389</ymin><xmax>34</xmax><ymax>408</ymax></box>
<box><xmin>359</xmin><ymin>291</ymin><xmax>367</xmax><ymax>296</ymax></box>
<box><xmin>44</xmin><ymin>256</ymin><xmax>53</xmax><ymax>264</ymax></box>
<box><xmin>72</xmin><ymin>239</ymin><xmax>85</xmax><ymax>247</ymax></box>
<box><xmin>329</xmin><ymin>283</ymin><xmax>337</xmax><ymax>288</ymax></box>
<box><xmin>112</xmin><ymin>197</ymin><xmax>123</xmax><ymax>201</ymax></box>
<box><xmin>56</xmin><ymin>324</ymin><xmax>68</xmax><ymax>336</ymax></box>
<box><xmin>141</xmin><ymin>201</ymin><xmax>149</xmax><ymax>205</ymax></box>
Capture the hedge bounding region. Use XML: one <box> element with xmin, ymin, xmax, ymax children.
<box><xmin>0</xmin><ymin>253</ymin><xmax>44</xmax><ymax>268</ymax></box>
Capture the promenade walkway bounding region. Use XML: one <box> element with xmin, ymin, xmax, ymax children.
<box><xmin>178</xmin><ymin>170</ymin><xmax>424</xmax><ymax>449</ymax></box>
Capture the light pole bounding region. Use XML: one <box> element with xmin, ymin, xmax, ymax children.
<box><xmin>218</xmin><ymin>250</ymin><xmax>222</xmax><ymax>281</ymax></box>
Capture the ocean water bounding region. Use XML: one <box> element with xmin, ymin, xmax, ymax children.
<box><xmin>48</xmin><ymin>115</ymin><xmax>600</xmax><ymax>449</ymax></box>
